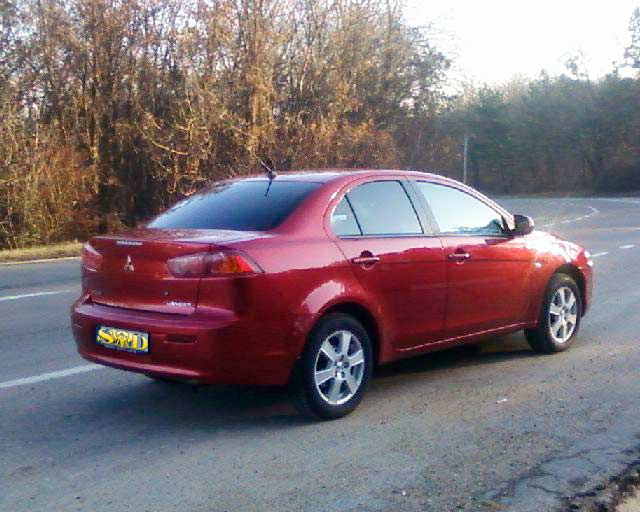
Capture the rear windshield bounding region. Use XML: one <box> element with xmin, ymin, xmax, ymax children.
<box><xmin>148</xmin><ymin>180</ymin><xmax>321</xmax><ymax>231</ymax></box>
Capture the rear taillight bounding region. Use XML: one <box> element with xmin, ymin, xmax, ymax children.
<box><xmin>81</xmin><ymin>242</ymin><xmax>103</xmax><ymax>271</ymax></box>
<box><xmin>167</xmin><ymin>251</ymin><xmax>262</xmax><ymax>278</ymax></box>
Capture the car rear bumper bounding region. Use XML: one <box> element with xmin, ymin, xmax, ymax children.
<box><xmin>70</xmin><ymin>295</ymin><xmax>296</xmax><ymax>386</ymax></box>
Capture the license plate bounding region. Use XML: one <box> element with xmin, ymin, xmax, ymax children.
<box><xmin>96</xmin><ymin>326</ymin><xmax>149</xmax><ymax>353</ymax></box>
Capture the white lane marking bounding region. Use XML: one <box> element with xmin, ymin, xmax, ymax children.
<box><xmin>0</xmin><ymin>364</ymin><xmax>104</xmax><ymax>390</ymax></box>
<box><xmin>590</xmin><ymin>251</ymin><xmax>609</xmax><ymax>258</ymax></box>
<box><xmin>596</xmin><ymin>198</ymin><xmax>640</xmax><ymax>205</ymax></box>
<box><xmin>540</xmin><ymin>205</ymin><xmax>599</xmax><ymax>228</ymax></box>
<box><xmin>0</xmin><ymin>289</ymin><xmax>75</xmax><ymax>302</ymax></box>
<box><xmin>620</xmin><ymin>244</ymin><xmax>635</xmax><ymax>249</ymax></box>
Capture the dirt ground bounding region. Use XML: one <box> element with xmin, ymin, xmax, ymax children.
<box><xmin>618</xmin><ymin>490</ymin><xmax>640</xmax><ymax>512</ymax></box>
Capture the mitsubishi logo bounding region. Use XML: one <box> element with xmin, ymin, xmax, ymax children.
<box><xmin>124</xmin><ymin>255</ymin><xmax>135</xmax><ymax>272</ymax></box>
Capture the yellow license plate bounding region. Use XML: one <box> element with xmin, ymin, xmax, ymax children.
<box><xmin>96</xmin><ymin>326</ymin><xmax>149</xmax><ymax>353</ymax></box>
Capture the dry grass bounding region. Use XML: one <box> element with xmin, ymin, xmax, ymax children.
<box><xmin>0</xmin><ymin>242</ymin><xmax>83</xmax><ymax>264</ymax></box>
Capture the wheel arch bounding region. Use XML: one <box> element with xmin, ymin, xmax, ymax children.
<box><xmin>553</xmin><ymin>263</ymin><xmax>587</xmax><ymax>315</ymax></box>
<box><xmin>318</xmin><ymin>301</ymin><xmax>382</xmax><ymax>366</ymax></box>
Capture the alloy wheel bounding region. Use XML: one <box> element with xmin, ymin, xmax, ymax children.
<box><xmin>314</xmin><ymin>330</ymin><xmax>365</xmax><ymax>405</ymax></box>
<box><xmin>548</xmin><ymin>286</ymin><xmax>578</xmax><ymax>343</ymax></box>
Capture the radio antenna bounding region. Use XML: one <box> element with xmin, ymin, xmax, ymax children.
<box><xmin>256</xmin><ymin>156</ymin><xmax>276</xmax><ymax>181</ymax></box>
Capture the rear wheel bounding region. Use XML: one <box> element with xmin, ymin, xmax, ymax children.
<box><xmin>293</xmin><ymin>313</ymin><xmax>372</xmax><ymax>420</ymax></box>
<box><xmin>525</xmin><ymin>273</ymin><xmax>581</xmax><ymax>353</ymax></box>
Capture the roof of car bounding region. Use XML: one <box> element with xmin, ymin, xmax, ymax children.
<box><xmin>240</xmin><ymin>169</ymin><xmax>449</xmax><ymax>183</ymax></box>
<box><xmin>239</xmin><ymin>169</ymin><xmax>511</xmax><ymax>219</ymax></box>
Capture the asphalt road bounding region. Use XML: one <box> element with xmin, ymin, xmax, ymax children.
<box><xmin>2</xmin><ymin>197</ymin><xmax>640</xmax><ymax>512</ymax></box>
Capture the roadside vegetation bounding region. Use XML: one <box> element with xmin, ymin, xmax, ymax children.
<box><xmin>0</xmin><ymin>242</ymin><xmax>82</xmax><ymax>263</ymax></box>
<box><xmin>0</xmin><ymin>0</ymin><xmax>639</xmax><ymax>250</ymax></box>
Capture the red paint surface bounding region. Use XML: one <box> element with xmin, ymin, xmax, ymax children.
<box><xmin>71</xmin><ymin>171</ymin><xmax>593</xmax><ymax>385</ymax></box>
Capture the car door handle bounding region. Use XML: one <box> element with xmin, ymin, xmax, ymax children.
<box><xmin>351</xmin><ymin>253</ymin><xmax>380</xmax><ymax>265</ymax></box>
<box><xmin>448</xmin><ymin>251</ymin><xmax>471</xmax><ymax>261</ymax></box>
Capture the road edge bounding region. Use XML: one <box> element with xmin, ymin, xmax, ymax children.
<box><xmin>0</xmin><ymin>256</ymin><xmax>81</xmax><ymax>266</ymax></box>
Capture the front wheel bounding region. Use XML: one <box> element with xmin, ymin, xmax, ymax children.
<box><xmin>525</xmin><ymin>273</ymin><xmax>582</xmax><ymax>353</ymax></box>
<box><xmin>293</xmin><ymin>313</ymin><xmax>373</xmax><ymax>420</ymax></box>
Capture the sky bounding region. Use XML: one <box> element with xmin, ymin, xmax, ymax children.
<box><xmin>406</xmin><ymin>0</ymin><xmax>638</xmax><ymax>86</ymax></box>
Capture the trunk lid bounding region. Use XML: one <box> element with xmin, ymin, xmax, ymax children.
<box><xmin>84</xmin><ymin>229</ymin><xmax>264</xmax><ymax>315</ymax></box>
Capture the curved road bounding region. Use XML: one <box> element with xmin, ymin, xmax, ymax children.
<box><xmin>2</xmin><ymin>197</ymin><xmax>640</xmax><ymax>512</ymax></box>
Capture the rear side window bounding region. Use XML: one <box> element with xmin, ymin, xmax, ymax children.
<box><xmin>149</xmin><ymin>180</ymin><xmax>320</xmax><ymax>231</ymax></box>
<box><xmin>337</xmin><ymin>181</ymin><xmax>422</xmax><ymax>236</ymax></box>
<box><xmin>415</xmin><ymin>182</ymin><xmax>505</xmax><ymax>236</ymax></box>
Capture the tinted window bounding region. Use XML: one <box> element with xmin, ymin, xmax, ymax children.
<box><xmin>346</xmin><ymin>181</ymin><xmax>422</xmax><ymax>236</ymax></box>
<box><xmin>416</xmin><ymin>182</ymin><xmax>504</xmax><ymax>235</ymax></box>
<box><xmin>149</xmin><ymin>180</ymin><xmax>320</xmax><ymax>231</ymax></box>
<box><xmin>331</xmin><ymin>197</ymin><xmax>361</xmax><ymax>236</ymax></box>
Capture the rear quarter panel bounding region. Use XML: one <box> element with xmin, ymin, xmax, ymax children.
<box><xmin>201</xmin><ymin>234</ymin><xmax>382</xmax><ymax>371</ymax></box>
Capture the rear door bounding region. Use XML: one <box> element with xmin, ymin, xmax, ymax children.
<box><xmin>329</xmin><ymin>178</ymin><xmax>446</xmax><ymax>349</ymax></box>
<box><xmin>411</xmin><ymin>180</ymin><xmax>535</xmax><ymax>337</ymax></box>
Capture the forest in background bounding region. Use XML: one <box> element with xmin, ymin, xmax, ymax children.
<box><xmin>0</xmin><ymin>0</ymin><xmax>639</xmax><ymax>249</ymax></box>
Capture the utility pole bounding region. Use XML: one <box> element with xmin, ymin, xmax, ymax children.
<box><xmin>463</xmin><ymin>134</ymin><xmax>469</xmax><ymax>184</ymax></box>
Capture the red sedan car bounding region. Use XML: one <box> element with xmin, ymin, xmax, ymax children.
<box><xmin>71</xmin><ymin>170</ymin><xmax>593</xmax><ymax>419</ymax></box>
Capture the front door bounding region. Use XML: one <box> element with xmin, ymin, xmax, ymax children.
<box><xmin>412</xmin><ymin>180</ymin><xmax>535</xmax><ymax>338</ymax></box>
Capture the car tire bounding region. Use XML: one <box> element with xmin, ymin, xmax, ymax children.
<box><xmin>292</xmin><ymin>313</ymin><xmax>373</xmax><ymax>420</ymax></box>
<box><xmin>525</xmin><ymin>273</ymin><xmax>582</xmax><ymax>353</ymax></box>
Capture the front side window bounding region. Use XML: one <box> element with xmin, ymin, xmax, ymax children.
<box><xmin>415</xmin><ymin>182</ymin><xmax>505</xmax><ymax>236</ymax></box>
<box><xmin>336</xmin><ymin>181</ymin><xmax>422</xmax><ymax>236</ymax></box>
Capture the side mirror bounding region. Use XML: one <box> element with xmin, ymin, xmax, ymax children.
<box><xmin>512</xmin><ymin>214</ymin><xmax>534</xmax><ymax>236</ymax></box>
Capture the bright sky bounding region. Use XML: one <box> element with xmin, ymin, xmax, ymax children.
<box><xmin>406</xmin><ymin>0</ymin><xmax>638</xmax><ymax>85</ymax></box>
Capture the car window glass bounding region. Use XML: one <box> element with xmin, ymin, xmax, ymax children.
<box><xmin>416</xmin><ymin>182</ymin><xmax>504</xmax><ymax>235</ymax></box>
<box><xmin>331</xmin><ymin>197</ymin><xmax>361</xmax><ymax>236</ymax></box>
<box><xmin>148</xmin><ymin>180</ymin><xmax>320</xmax><ymax>231</ymax></box>
<box><xmin>346</xmin><ymin>181</ymin><xmax>422</xmax><ymax>235</ymax></box>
